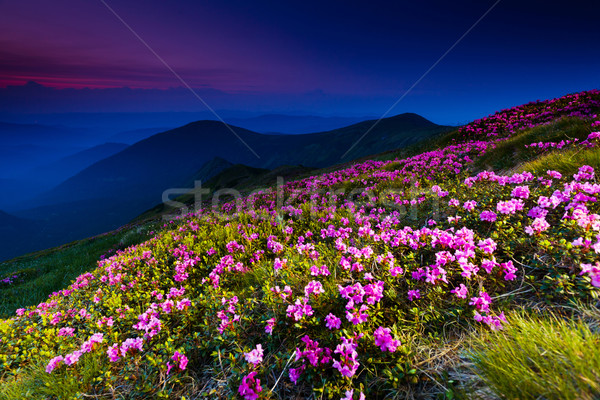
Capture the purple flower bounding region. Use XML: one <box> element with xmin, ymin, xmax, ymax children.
<box><xmin>407</xmin><ymin>289</ymin><xmax>420</xmax><ymax>301</ymax></box>
<box><xmin>480</xmin><ymin>210</ymin><xmax>497</xmax><ymax>222</ymax></box>
<box><xmin>172</xmin><ymin>351</ymin><xmax>188</xmax><ymax>371</ymax></box>
<box><xmin>265</xmin><ymin>318</ymin><xmax>276</xmax><ymax>335</ymax></box>
<box><xmin>244</xmin><ymin>344</ymin><xmax>264</xmax><ymax>366</ymax></box>
<box><xmin>289</xmin><ymin>365</ymin><xmax>305</xmax><ymax>384</ymax></box>
<box><xmin>304</xmin><ymin>280</ymin><xmax>325</xmax><ymax>298</ymax></box>
<box><xmin>64</xmin><ymin>350</ymin><xmax>82</xmax><ymax>366</ymax></box>
<box><xmin>238</xmin><ymin>371</ymin><xmax>262</xmax><ymax>400</ymax></box>
<box><xmin>46</xmin><ymin>355</ymin><xmax>64</xmax><ymax>373</ymax></box>
<box><xmin>373</xmin><ymin>326</ymin><xmax>400</xmax><ymax>353</ymax></box>
<box><xmin>332</xmin><ymin>336</ymin><xmax>360</xmax><ymax>378</ymax></box>
<box><xmin>286</xmin><ymin>297</ymin><xmax>314</xmax><ymax>321</ymax></box>
<box><xmin>58</xmin><ymin>327</ymin><xmax>75</xmax><ymax>337</ymax></box>
<box><xmin>325</xmin><ymin>313</ymin><xmax>342</xmax><ymax>330</ymax></box>
<box><xmin>463</xmin><ymin>200</ymin><xmax>477</xmax><ymax>210</ymax></box>
<box><xmin>107</xmin><ymin>344</ymin><xmax>121</xmax><ymax>362</ymax></box>
<box><xmin>451</xmin><ymin>284</ymin><xmax>468</xmax><ymax>299</ymax></box>
<box><xmin>511</xmin><ymin>185</ymin><xmax>530</xmax><ymax>199</ymax></box>
<box><xmin>477</xmin><ymin>238</ymin><xmax>497</xmax><ymax>254</ymax></box>
<box><xmin>342</xmin><ymin>389</ymin><xmax>366</xmax><ymax>400</ymax></box>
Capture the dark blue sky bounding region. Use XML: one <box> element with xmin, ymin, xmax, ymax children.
<box><xmin>0</xmin><ymin>0</ymin><xmax>598</xmax><ymax>124</ymax></box>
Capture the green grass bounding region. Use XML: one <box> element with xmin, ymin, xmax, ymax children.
<box><xmin>0</xmin><ymin>223</ymin><xmax>157</xmax><ymax>318</ymax></box>
<box><xmin>0</xmin><ymin>351</ymin><xmax>108</xmax><ymax>400</ymax></box>
<box><xmin>467</xmin><ymin>311</ymin><xmax>600</xmax><ymax>400</ymax></box>
<box><xmin>519</xmin><ymin>145</ymin><xmax>600</xmax><ymax>177</ymax></box>
<box><xmin>473</xmin><ymin>117</ymin><xmax>593</xmax><ymax>173</ymax></box>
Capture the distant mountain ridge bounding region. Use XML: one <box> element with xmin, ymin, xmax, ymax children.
<box><xmin>37</xmin><ymin>113</ymin><xmax>449</xmax><ymax>208</ymax></box>
<box><xmin>4</xmin><ymin>113</ymin><xmax>451</xmax><ymax>260</ymax></box>
<box><xmin>28</xmin><ymin>143</ymin><xmax>129</xmax><ymax>187</ymax></box>
<box><xmin>224</xmin><ymin>114</ymin><xmax>378</xmax><ymax>134</ymax></box>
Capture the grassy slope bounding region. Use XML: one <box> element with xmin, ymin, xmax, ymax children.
<box><xmin>1</xmin><ymin>90</ymin><xmax>599</xmax><ymax>399</ymax></box>
<box><xmin>0</xmin><ymin>129</ymin><xmax>452</xmax><ymax>318</ymax></box>
<box><xmin>0</xmin><ymin>223</ymin><xmax>158</xmax><ymax>318</ymax></box>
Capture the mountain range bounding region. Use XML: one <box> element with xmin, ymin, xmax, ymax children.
<box><xmin>0</xmin><ymin>113</ymin><xmax>451</xmax><ymax>261</ymax></box>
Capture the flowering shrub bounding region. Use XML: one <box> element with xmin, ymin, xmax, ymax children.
<box><xmin>0</xmin><ymin>90</ymin><xmax>599</xmax><ymax>398</ymax></box>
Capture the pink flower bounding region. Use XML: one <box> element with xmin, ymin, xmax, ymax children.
<box><xmin>451</xmin><ymin>284</ymin><xmax>468</xmax><ymax>299</ymax></box>
<box><xmin>373</xmin><ymin>326</ymin><xmax>400</xmax><ymax>353</ymax></box>
<box><xmin>286</xmin><ymin>297</ymin><xmax>314</xmax><ymax>321</ymax></box>
<box><xmin>289</xmin><ymin>365</ymin><xmax>305</xmax><ymax>384</ymax></box>
<box><xmin>238</xmin><ymin>371</ymin><xmax>262</xmax><ymax>400</ymax></box>
<box><xmin>46</xmin><ymin>355</ymin><xmax>64</xmax><ymax>373</ymax></box>
<box><xmin>265</xmin><ymin>318</ymin><xmax>276</xmax><ymax>335</ymax></box>
<box><xmin>172</xmin><ymin>351</ymin><xmax>188</xmax><ymax>370</ymax></box>
<box><xmin>581</xmin><ymin>262</ymin><xmax>600</xmax><ymax>287</ymax></box>
<box><xmin>346</xmin><ymin>304</ymin><xmax>369</xmax><ymax>325</ymax></box>
<box><xmin>588</xmin><ymin>131</ymin><xmax>600</xmax><ymax>140</ymax></box>
<box><xmin>64</xmin><ymin>350</ymin><xmax>82</xmax><ymax>366</ymax></box>
<box><xmin>497</xmin><ymin>199</ymin><xmax>524</xmax><ymax>215</ymax></box>
<box><xmin>81</xmin><ymin>333</ymin><xmax>104</xmax><ymax>353</ymax></box>
<box><xmin>574</xmin><ymin>165</ymin><xmax>595</xmax><ymax>181</ymax></box>
<box><xmin>525</xmin><ymin>217</ymin><xmax>550</xmax><ymax>235</ymax></box>
<box><xmin>107</xmin><ymin>344</ymin><xmax>121</xmax><ymax>362</ymax></box>
<box><xmin>547</xmin><ymin>170</ymin><xmax>562</xmax><ymax>179</ymax></box>
<box><xmin>176</xmin><ymin>298</ymin><xmax>191</xmax><ymax>310</ymax></box>
<box><xmin>463</xmin><ymin>200</ymin><xmax>477</xmax><ymax>211</ymax></box>
<box><xmin>407</xmin><ymin>289</ymin><xmax>420</xmax><ymax>301</ymax></box>
<box><xmin>478</xmin><ymin>238</ymin><xmax>497</xmax><ymax>254</ymax></box>
<box><xmin>480</xmin><ymin>210</ymin><xmax>497</xmax><ymax>222</ymax></box>
<box><xmin>511</xmin><ymin>185</ymin><xmax>530</xmax><ymax>199</ymax></box>
<box><xmin>332</xmin><ymin>336</ymin><xmax>360</xmax><ymax>378</ymax></box>
<box><xmin>342</xmin><ymin>389</ymin><xmax>366</xmax><ymax>400</ymax></box>
<box><xmin>325</xmin><ymin>313</ymin><xmax>342</xmax><ymax>330</ymax></box>
<box><xmin>58</xmin><ymin>327</ymin><xmax>75</xmax><ymax>337</ymax></box>
<box><xmin>244</xmin><ymin>344</ymin><xmax>264</xmax><ymax>366</ymax></box>
<box><xmin>448</xmin><ymin>198</ymin><xmax>460</xmax><ymax>207</ymax></box>
<box><xmin>120</xmin><ymin>337</ymin><xmax>143</xmax><ymax>356</ymax></box>
<box><xmin>469</xmin><ymin>291</ymin><xmax>492</xmax><ymax>313</ymax></box>
<box><xmin>304</xmin><ymin>280</ymin><xmax>325</xmax><ymax>297</ymax></box>
<box><xmin>274</xmin><ymin>257</ymin><xmax>287</xmax><ymax>270</ymax></box>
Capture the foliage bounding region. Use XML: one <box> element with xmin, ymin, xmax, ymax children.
<box><xmin>467</xmin><ymin>311</ymin><xmax>600</xmax><ymax>400</ymax></box>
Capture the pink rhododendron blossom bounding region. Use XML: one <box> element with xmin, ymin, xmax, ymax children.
<box><xmin>547</xmin><ymin>170</ymin><xmax>562</xmax><ymax>179</ymax></box>
<box><xmin>244</xmin><ymin>344</ymin><xmax>264</xmax><ymax>366</ymax></box>
<box><xmin>286</xmin><ymin>298</ymin><xmax>314</xmax><ymax>321</ymax></box>
<box><xmin>64</xmin><ymin>350</ymin><xmax>82</xmax><ymax>366</ymax></box>
<box><xmin>480</xmin><ymin>210</ymin><xmax>497</xmax><ymax>222</ymax></box>
<box><xmin>332</xmin><ymin>336</ymin><xmax>360</xmax><ymax>378</ymax></box>
<box><xmin>511</xmin><ymin>185</ymin><xmax>530</xmax><ymax>199</ymax></box>
<box><xmin>58</xmin><ymin>327</ymin><xmax>75</xmax><ymax>337</ymax></box>
<box><xmin>463</xmin><ymin>200</ymin><xmax>477</xmax><ymax>210</ymax></box>
<box><xmin>373</xmin><ymin>326</ymin><xmax>400</xmax><ymax>352</ymax></box>
<box><xmin>304</xmin><ymin>280</ymin><xmax>325</xmax><ymax>297</ymax></box>
<box><xmin>581</xmin><ymin>262</ymin><xmax>600</xmax><ymax>287</ymax></box>
<box><xmin>342</xmin><ymin>389</ymin><xmax>366</xmax><ymax>400</ymax></box>
<box><xmin>172</xmin><ymin>351</ymin><xmax>188</xmax><ymax>370</ymax></box>
<box><xmin>325</xmin><ymin>313</ymin><xmax>342</xmax><ymax>330</ymax></box>
<box><xmin>238</xmin><ymin>371</ymin><xmax>262</xmax><ymax>400</ymax></box>
<box><xmin>451</xmin><ymin>283</ymin><xmax>468</xmax><ymax>299</ymax></box>
<box><xmin>46</xmin><ymin>355</ymin><xmax>64</xmax><ymax>373</ymax></box>
<box><xmin>407</xmin><ymin>289</ymin><xmax>420</xmax><ymax>301</ymax></box>
<box><xmin>107</xmin><ymin>344</ymin><xmax>121</xmax><ymax>362</ymax></box>
<box><xmin>265</xmin><ymin>318</ymin><xmax>276</xmax><ymax>334</ymax></box>
<box><xmin>469</xmin><ymin>291</ymin><xmax>492</xmax><ymax>313</ymax></box>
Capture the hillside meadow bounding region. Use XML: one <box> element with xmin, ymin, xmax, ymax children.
<box><xmin>1</xmin><ymin>90</ymin><xmax>600</xmax><ymax>399</ymax></box>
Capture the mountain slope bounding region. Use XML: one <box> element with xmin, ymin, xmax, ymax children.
<box><xmin>224</xmin><ymin>114</ymin><xmax>378</xmax><ymax>134</ymax></box>
<box><xmin>28</xmin><ymin>143</ymin><xmax>129</xmax><ymax>187</ymax></box>
<box><xmin>37</xmin><ymin>113</ymin><xmax>450</xmax><ymax>207</ymax></box>
<box><xmin>2</xmin><ymin>90</ymin><xmax>600</xmax><ymax>399</ymax></box>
